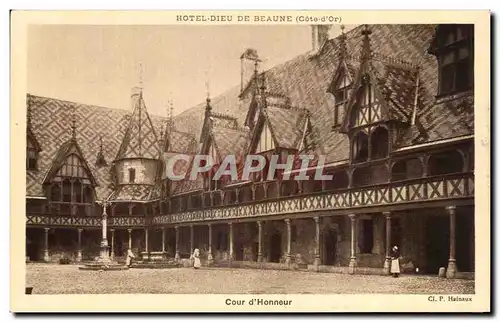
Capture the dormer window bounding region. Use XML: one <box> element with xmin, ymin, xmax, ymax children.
<box><xmin>430</xmin><ymin>24</ymin><xmax>474</xmax><ymax>96</ymax></box>
<box><xmin>27</xmin><ymin>139</ymin><xmax>38</xmax><ymax>170</ymax></box>
<box><xmin>128</xmin><ymin>168</ymin><xmax>136</xmax><ymax>183</ymax></box>
<box><xmin>333</xmin><ymin>73</ymin><xmax>352</xmax><ymax>127</ymax></box>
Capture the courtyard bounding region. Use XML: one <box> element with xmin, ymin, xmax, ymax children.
<box><xmin>25</xmin><ymin>263</ymin><xmax>474</xmax><ymax>294</ymax></box>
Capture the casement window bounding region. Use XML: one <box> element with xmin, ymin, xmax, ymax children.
<box><xmin>432</xmin><ymin>25</ymin><xmax>474</xmax><ymax>96</ymax></box>
<box><xmin>333</xmin><ymin>72</ymin><xmax>352</xmax><ymax>126</ymax></box>
<box><xmin>27</xmin><ymin>139</ymin><xmax>38</xmax><ymax>170</ymax></box>
<box><xmin>128</xmin><ymin>168</ymin><xmax>136</xmax><ymax>183</ymax></box>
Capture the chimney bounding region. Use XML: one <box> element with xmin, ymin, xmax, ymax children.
<box><xmin>311</xmin><ymin>25</ymin><xmax>332</xmax><ymax>52</ymax></box>
<box><xmin>240</xmin><ymin>48</ymin><xmax>260</xmax><ymax>95</ymax></box>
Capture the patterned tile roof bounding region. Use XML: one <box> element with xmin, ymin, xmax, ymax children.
<box><xmin>27</xmin><ymin>24</ymin><xmax>474</xmax><ymax>201</ymax></box>
<box><xmin>174</xmin><ymin>24</ymin><xmax>474</xmax><ymax>164</ymax></box>
<box><xmin>107</xmin><ymin>184</ymin><xmax>157</xmax><ymax>202</ymax></box>
<box><xmin>115</xmin><ymin>90</ymin><xmax>162</xmax><ymax>160</ymax></box>
<box><xmin>26</xmin><ymin>94</ymin><xmax>167</xmax><ymax>200</ymax></box>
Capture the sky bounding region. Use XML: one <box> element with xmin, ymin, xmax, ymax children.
<box><xmin>28</xmin><ymin>24</ymin><xmax>346</xmax><ymax>117</ymax></box>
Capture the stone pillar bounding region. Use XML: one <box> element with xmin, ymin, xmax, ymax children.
<box><xmin>77</xmin><ymin>228</ymin><xmax>83</xmax><ymax>262</ymax></box>
<box><xmin>313</xmin><ymin>216</ymin><xmax>321</xmax><ymax>268</ymax></box>
<box><xmin>162</xmin><ymin>227</ymin><xmax>166</xmax><ymax>253</ymax></box>
<box><xmin>110</xmin><ymin>229</ymin><xmax>115</xmax><ymax>259</ymax></box>
<box><xmin>190</xmin><ymin>225</ymin><xmax>194</xmax><ymax>253</ymax></box>
<box><xmin>99</xmin><ymin>203</ymin><xmax>110</xmax><ymax>261</ymax></box>
<box><xmin>127</xmin><ymin>229</ymin><xmax>132</xmax><ymax>250</ymax></box>
<box><xmin>383</xmin><ymin>212</ymin><xmax>391</xmax><ymax>274</ymax></box>
<box><xmin>43</xmin><ymin>227</ymin><xmax>50</xmax><ymax>262</ymax></box>
<box><xmin>348</xmin><ymin>214</ymin><xmax>357</xmax><ymax>274</ymax></box>
<box><xmin>207</xmin><ymin>224</ymin><xmax>214</xmax><ymax>266</ymax></box>
<box><xmin>257</xmin><ymin>221</ymin><xmax>263</xmax><ymax>262</ymax></box>
<box><xmin>174</xmin><ymin>226</ymin><xmax>180</xmax><ymax>261</ymax></box>
<box><xmin>285</xmin><ymin>219</ymin><xmax>292</xmax><ymax>265</ymax></box>
<box><xmin>446</xmin><ymin>205</ymin><xmax>457</xmax><ymax>278</ymax></box>
<box><xmin>228</xmin><ymin>223</ymin><xmax>234</xmax><ymax>261</ymax></box>
<box><xmin>144</xmin><ymin>229</ymin><xmax>149</xmax><ymax>253</ymax></box>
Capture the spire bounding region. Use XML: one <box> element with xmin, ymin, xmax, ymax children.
<box><xmin>259</xmin><ymin>72</ymin><xmax>267</xmax><ymax>110</ymax></box>
<box><xmin>361</xmin><ymin>24</ymin><xmax>372</xmax><ymax>61</ymax></box>
<box><xmin>169</xmin><ymin>99</ymin><xmax>174</xmax><ymax>130</ymax></box>
<box><xmin>96</xmin><ymin>134</ymin><xmax>108</xmax><ymax>167</ymax></box>
<box><xmin>27</xmin><ymin>95</ymin><xmax>32</xmax><ymax>129</ymax></box>
<box><xmin>71</xmin><ymin>105</ymin><xmax>77</xmax><ymax>139</ymax></box>
<box><xmin>339</xmin><ymin>24</ymin><xmax>347</xmax><ymax>60</ymax></box>
<box><xmin>205</xmin><ymin>78</ymin><xmax>212</xmax><ymax>115</ymax></box>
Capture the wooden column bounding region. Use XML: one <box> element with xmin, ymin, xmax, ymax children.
<box><xmin>162</xmin><ymin>227</ymin><xmax>166</xmax><ymax>253</ymax></box>
<box><xmin>285</xmin><ymin>219</ymin><xmax>292</xmax><ymax>265</ymax></box>
<box><xmin>446</xmin><ymin>205</ymin><xmax>457</xmax><ymax>278</ymax></box>
<box><xmin>174</xmin><ymin>226</ymin><xmax>180</xmax><ymax>261</ymax></box>
<box><xmin>313</xmin><ymin>217</ymin><xmax>321</xmax><ymax>268</ymax></box>
<box><xmin>43</xmin><ymin>227</ymin><xmax>50</xmax><ymax>262</ymax></box>
<box><xmin>127</xmin><ymin>229</ymin><xmax>132</xmax><ymax>250</ymax></box>
<box><xmin>348</xmin><ymin>214</ymin><xmax>357</xmax><ymax>274</ymax></box>
<box><xmin>383</xmin><ymin>212</ymin><xmax>391</xmax><ymax>274</ymax></box>
<box><xmin>228</xmin><ymin>223</ymin><xmax>234</xmax><ymax>261</ymax></box>
<box><xmin>207</xmin><ymin>224</ymin><xmax>214</xmax><ymax>266</ymax></box>
<box><xmin>77</xmin><ymin>228</ymin><xmax>83</xmax><ymax>262</ymax></box>
<box><xmin>110</xmin><ymin>229</ymin><xmax>115</xmax><ymax>259</ymax></box>
<box><xmin>144</xmin><ymin>229</ymin><xmax>149</xmax><ymax>253</ymax></box>
<box><xmin>257</xmin><ymin>221</ymin><xmax>263</xmax><ymax>262</ymax></box>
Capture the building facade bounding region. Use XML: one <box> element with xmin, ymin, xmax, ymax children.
<box><xmin>25</xmin><ymin>24</ymin><xmax>475</xmax><ymax>277</ymax></box>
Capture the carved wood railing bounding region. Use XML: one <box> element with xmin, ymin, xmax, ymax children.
<box><xmin>152</xmin><ymin>172</ymin><xmax>474</xmax><ymax>225</ymax></box>
<box><xmin>25</xmin><ymin>214</ymin><xmax>145</xmax><ymax>228</ymax></box>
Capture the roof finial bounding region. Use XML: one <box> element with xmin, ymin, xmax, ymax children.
<box><xmin>205</xmin><ymin>74</ymin><xmax>212</xmax><ymax>114</ymax></box>
<box><xmin>27</xmin><ymin>95</ymin><xmax>32</xmax><ymax>128</ymax></box>
<box><xmin>169</xmin><ymin>98</ymin><xmax>174</xmax><ymax>130</ymax></box>
<box><xmin>339</xmin><ymin>25</ymin><xmax>347</xmax><ymax>60</ymax></box>
<box><xmin>71</xmin><ymin>105</ymin><xmax>77</xmax><ymax>139</ymax></box>
<box><xmin>260</xmin><ymin>73</ymin><xmax>267</xmax><ymax>109</ymax></box>
<box><xmin>361</xmin><ymin>24</ymin><xmax>372</xmax><ymax>61</ymax></box>
<box><xmin>139</xmin><ymin>61</ymin><xmax>144</xmax><ymax>88</ymax></box>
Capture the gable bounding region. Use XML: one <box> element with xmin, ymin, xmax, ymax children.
<box><xmin>255</xmin><ymin>120</ymin><xmax>276</xmax><ymax>153</ymax></box>
<box><xmin>115</xmin><ymin>93</ymin><xmax>161</xmax><ymax>160</ymax></box>
<box><xmin>43</xmin><ymin>139</ymin><xmax>97</xmax><ymax>186</ymax></box>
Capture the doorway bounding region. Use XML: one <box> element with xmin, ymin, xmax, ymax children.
<box><xmin>251</xmin><ymin>242</ymin><xmax>258</xmax><ymax>262</ymax></box>
<box><xmin>322</xmin><ymin>229</ymin><xmax>338</xmax><ymax>265</ymax></box>
<box><xmin>26</xmin><ymin>228</ymin><xmax>42</xmax><ymax>261</ymax></box>
<box><xmin>456</xmin><ymin>212</ymin><xmax>474</xmax><ymax>272</ymax></box>
<box><xmin>269</xmin><ymin>232</ymin><xmax>282</xmax><ymax>263</ymax></box>
<box><xmin>425</xmin><ymin>215</ymin><xmax>450</xmax><ymax>274</ymax></box>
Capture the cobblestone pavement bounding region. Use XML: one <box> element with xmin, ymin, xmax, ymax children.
<box><xmin>26</xmin><ymin>264</ymin><xmax>474</xmax><ymax>294</ymax></box>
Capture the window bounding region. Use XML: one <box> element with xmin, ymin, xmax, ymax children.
<box><xmin>48</xmin><ymin>153</ymin><xmax>94</xmax><ymax>216</ymax></box>
<box><xmin>435</xmin><ymin>25</ymin><xmax>474</xmax><ymax>96</ymax></box>
<box><xmin>370</xmin><ymin>127</ymin><xmax>389</xmax><ymax>160</ymax></box>
<box><xmin>352</xmin><ymin>132</ymin><xmax>369</xmax><ymax>163</ymax></box>
<box><xmin>129</xmin><ymin>168</ymin><xmax>136</xmax><ymax>183</ymax></box>
<box><xmin>360</xmin><ymin>219</ymin><xmax>374</xmax><ymax>254</ymax></box>
<box><xmin>333</xmin><ymin>73</ymin><xmax>352</xmax><ymax>126</ymax></box>
<box><xmin>27</xmin><ymin>139</ymin><xmax>38</xmax><ymax>170</ymax></box>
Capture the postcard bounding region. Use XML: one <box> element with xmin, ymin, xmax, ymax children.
<box><xmin>10</xmin><ymin>10</ymin><xmax>490</xmax><ymax>313</ymax></box>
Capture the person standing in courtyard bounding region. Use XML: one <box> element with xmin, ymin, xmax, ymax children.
<box><xmin>126</xmin><ymin>248</ymin><xmax>136</xmax><ymax>268</ymax></box>
<box><xmin>390</xmin><ymin>246</ymin><xmax>401</xmax><ymax>278</ymax></box>
<box><xmin>192</xmin><ymin>248</ymin><xmax>201</xmax><ymax>269</ymax></box>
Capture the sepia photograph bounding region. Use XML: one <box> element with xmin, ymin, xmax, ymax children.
<box><xmin>10</xmin><ymin>10</ymin><xmax>490</xmax><ymax>313</ymax></box>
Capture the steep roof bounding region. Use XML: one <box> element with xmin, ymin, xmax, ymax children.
<box><xmin>26</xmin><ymin>94</ymin><xmax>167</xmax><ymax>200</ymax></box>
<box><xmin>115</xmin><ymin>90</ymin><xmax>161</xmax><ymax>160</ymax></box>
<box><xmin>174</xmin><ymin>24</ymin><xmax>474</xmax><ymax>164</ymax></box>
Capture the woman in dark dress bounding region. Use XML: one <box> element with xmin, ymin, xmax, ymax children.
<box><xmin>390</xmin><ymin>246</ymin><xmax>401</xmax><ymax>278</ymax></box>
